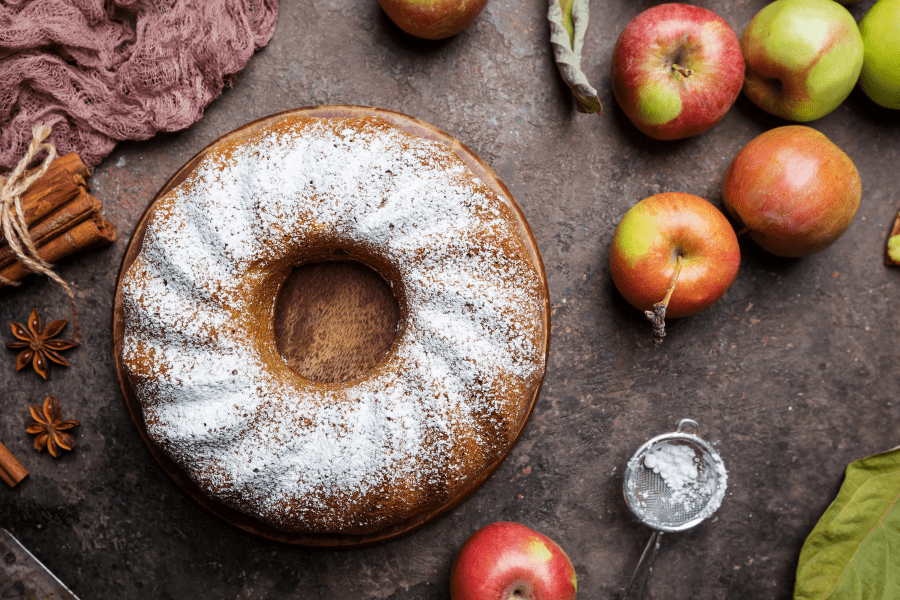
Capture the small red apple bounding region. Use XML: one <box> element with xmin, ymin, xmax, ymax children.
<box><xmin>611</xmin><ymin>3</ymin><xmax>745</xmax><ymax>140</ymax></box>
<box><xmin>378</xmin><ymin>0</ymin><xmax>489</xmax><ymax>40</ymax></box>
<box><xmin>721</xmin><ymin>126</ymin><xmax>861</xmax><ymax>258</ymax></box>
<box><xmin>450</xmin><ymin>521</ymin><xmax>577</xmax><ymax>600</ymax></box>
<box><xmin>609</xmin><ymin>192</ymin><xmax>740</xmax><ymax>321</ymax></box>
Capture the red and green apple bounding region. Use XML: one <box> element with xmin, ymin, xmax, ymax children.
<box><xmin>450</xmin><ymin>521</ymin><xmax>577</xmax><ymax>600</ymax></box>
<box><xmin>722</xmin><ymin>126</ymin><xmax>861</xmax><ymax>258</ymax></box>
<box><xmin>378</xmin><ymin>0</ymin><xmax>488</xmax><ymax>40</ymax></box>
<box><xmin>611</xmin><ymin>3</ymin><xmax>744</xmax><ymax>140</ymax></box>
<box><xmin>609</xmin><ymin>192</ymin><xmax>740</xmax><ymax>320</ymax></box>
<box><xmin>741</xmin><ymin>0</ymin><xmax>864</xmax><ymax>122</ymax></box>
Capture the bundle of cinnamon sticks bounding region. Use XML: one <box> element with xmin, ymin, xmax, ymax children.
<box><xmin>0</xmin><ymin>153</ymin><xmax>116</xmax><ymax>287</ymax></box>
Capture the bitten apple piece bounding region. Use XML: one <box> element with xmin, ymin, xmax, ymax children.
<box><xmin>885</xmin><ymin>211</ymin><xmax>900</xmax><ymax>266</ymax></box>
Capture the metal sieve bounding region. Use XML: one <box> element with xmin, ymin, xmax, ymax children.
<box><xmin>619</xmin><ymin>419</ymin><xmax>727</xmax><ymax>600</ymax></box>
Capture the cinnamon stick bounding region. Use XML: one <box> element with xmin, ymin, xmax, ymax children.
<box><xmin>0</xmin><ymin>440</ymin><xmax>28</xmax><ymax>487</ymax></box>
<box><xmin>10</xmin><ymin>153</ymin><xmax>90</xmax><ymax>229</ymax></box>
<box><xmin>0</xmin><ymin>217</ymin><xmax>116</xmax><ymax>285</ymax></box>
<box><xmin>0</xmin><ymin>188</ymin><xmax>101</xmax><ymax>270</ymax></box>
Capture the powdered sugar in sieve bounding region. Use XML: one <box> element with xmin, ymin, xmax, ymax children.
<box><xmin>619</xmin><ymin>419</ymin><xmax>727</xmax><ymax>600</ymax></box>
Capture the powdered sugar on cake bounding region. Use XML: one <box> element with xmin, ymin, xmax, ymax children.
<box><xmin>121</xmin><ymin>116</ymin><xmax>546</xmax><ymax>533</ymax></box>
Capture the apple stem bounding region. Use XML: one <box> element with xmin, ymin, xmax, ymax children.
<box><xmin>735</xmin><ymin>226</ymin><xmax>750</xmax><ymax>237</ymax></box>
<box><xmin>644</xmin><ymin>254</ymin><xmax>683</xmax><ymax>345</ymax></box>
<box><xmin>672</xmin><ymin>64</ymin><xmax>692</xmax><ymax>78</ymax></box>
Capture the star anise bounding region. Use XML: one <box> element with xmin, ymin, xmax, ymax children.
<box><xmin>7</xmin><ymin>308</ymin><xmax>77</xmax><ymax>379</ymax></box>
<box><xmin>26</xmin><ymin>396</ymin><xmax>80</xmax><ymax>457</ymax></box>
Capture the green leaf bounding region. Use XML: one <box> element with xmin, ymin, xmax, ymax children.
<box><xmin>794</xmin><ymin>448</ymin><xmax>900</xmax><ymax>600</ymax></box>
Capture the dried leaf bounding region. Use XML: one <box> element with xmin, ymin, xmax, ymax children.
<box><xmin>548</xmin><ymin>0</ymin><xmax>601</xmax><ymax>114</ymax></box>
<box><xmin>794</xmin><ymin>447</ymin><xmax>900</xmax><ymax>600</ymax></box>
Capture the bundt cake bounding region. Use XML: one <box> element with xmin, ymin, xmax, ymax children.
<box><xmin>120</xmin><ymin>113</ymin><xmax>547</xmax><ymax>535</ymax></box>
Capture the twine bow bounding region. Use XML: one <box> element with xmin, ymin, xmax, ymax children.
<box><xmin>0</xmin><ymin>125</ymin><xmax>80</xmax><ymax>343</ymax></box>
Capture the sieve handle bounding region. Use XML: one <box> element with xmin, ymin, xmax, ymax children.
<box><xmin>620</xmin><ymin>530</ymin><xmax>663</xmax><ymax>600</ymax></box>
<box><xmin>676</xmin><ymin>418</ymin><xmax>699</xmax><ymax>434</ymax></box>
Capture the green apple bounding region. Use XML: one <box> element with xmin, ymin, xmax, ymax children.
<box><xmin>859</xmin><ymin>0</ymin><xmax>900</xmax><ymax>109</ymax></box>
<box><xmin>741</xmin><ymin>0</ymin><xmax>864</xmax><ymax>121</ymax></box>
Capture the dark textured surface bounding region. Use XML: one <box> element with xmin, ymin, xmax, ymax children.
<box><xmin>1</xmin><ymin>1</ymin><xmax>898</xmax><ymax>598</ymax></box>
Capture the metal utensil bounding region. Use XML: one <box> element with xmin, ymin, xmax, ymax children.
<box><xmin>0</xmin><ymin>528</ymin><xmax>81</xmax><ymax>600</ymax></box>
<box><xmin>619</xmin><ymin>418</ymin><xmax>727</xmax><ymax>600</ymax></box>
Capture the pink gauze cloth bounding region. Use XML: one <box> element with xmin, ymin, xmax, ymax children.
<box><xmin>0</xmin><ymin>0</ymin><xmax>279</xmax><ymax>173</ymax></box>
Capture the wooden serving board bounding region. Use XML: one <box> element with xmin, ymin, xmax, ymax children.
<box><xmin>111</xmin><ymin>105</ymin><xmax>551</xmax><ymax>547</ymax></box>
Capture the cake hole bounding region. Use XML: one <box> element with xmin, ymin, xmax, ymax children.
<box><xmin>273</xmin><ymin>261</ymin><xmax>400</xmax><ymax>384</ymax></box>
